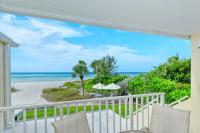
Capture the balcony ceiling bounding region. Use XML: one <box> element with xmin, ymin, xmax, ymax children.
<box><xmin>0</xmin><ymin>0</ymin><xmax>199</xmax><ymax>39</ymax></box>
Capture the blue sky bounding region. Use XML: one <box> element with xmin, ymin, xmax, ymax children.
<box><xmin>0</xmin><ymin>12</ymin><xmax>191</xmax><ymax>72</ymax></box>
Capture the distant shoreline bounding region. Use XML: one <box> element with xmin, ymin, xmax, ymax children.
<box><xmin>11</xmin><ymin>72</ymin><xmax>145</xmax><ymax>83</ymax></box>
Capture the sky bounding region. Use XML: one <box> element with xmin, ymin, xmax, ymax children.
<box><xmin>0</xmin><ymin>12</ymin><xmax>191</xmax><ymax>72</ymax></box>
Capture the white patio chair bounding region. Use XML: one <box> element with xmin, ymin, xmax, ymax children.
<box><xmin>51</xmin><ymin>112</ymin><xmax>91</xmax><ymax>133</ymax></box>
<box><xmin>119</xmin><ymin>106</ymin><xmax>190</xmax><ymax>133</ymax></box>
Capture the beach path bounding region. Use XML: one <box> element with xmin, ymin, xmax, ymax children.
<box><xmin>11</xmin><ymin>81</ymin><xmax>65</xmax><ymax>106</ymax></box>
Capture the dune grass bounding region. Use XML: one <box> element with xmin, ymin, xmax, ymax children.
<box><xmin>42</xmin><ymin>87</ymin><xmax>91</xmax><ymax>102</ymax></box>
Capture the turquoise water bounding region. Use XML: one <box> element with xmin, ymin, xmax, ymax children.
<box><xmin>11</xmin><ymin>72</ymin><xmax>144</xmax><ymax>83</ymax></box>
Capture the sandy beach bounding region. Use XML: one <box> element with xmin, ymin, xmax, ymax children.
<box><xmin>11</xmin><ymin>81</ymin><xmax>65</xmax><ymax>106</ymax></box>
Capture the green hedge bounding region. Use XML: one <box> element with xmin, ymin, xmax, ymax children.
<box><xmin>127</xmin><ymin>73</ymin><xmax>190</xmax><ymax>104</ymax></box>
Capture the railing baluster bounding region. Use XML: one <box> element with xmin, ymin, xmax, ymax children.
<box><xmin>99</xmin><ymin>101</ymin><xmax>101</xmax><ymax>133</ymax></box>
<box><xmin>23</xmin><ymin>109</ymin><xmax>26</xmax><ymax>133</ymax></box>
<box><xmin>67</xmin><ymin>104</ymin><xmax>70</xmax><ymax>115</ymax></box>
<box><xmin>112</xmin><ymin>100</ymin><xmax>115</xmax><ymax>133</ymax></box>
<box><xmin>136</xmin><ymin>97</ymin><xmax>139</xmax><ymax>130</ymax></box>
<box><xmin>0</xmin><ymin>93</ymin><xmax>165</xmax><ymax>133</ymax></box>
<box><xmin>119</xmin><ymin>99</ymin><xmax>121</xmax><ymax>132</ymax></box>
<box><xmin>44</xmin><ymin>107</ymin><xmax>48</xmax><ymax>133</ymax></box>
<box><xmin>152</xmin><ymin>96</ymin><xmax>154</xmax><ymax>106</ymax></box>
<box><xmin>54</xmin><ymin>105</ymin><xmax>57</xmax><ymax>121</ymax></box>
<box><xmin>84</xmin><ymin>102</ymin><xmax>86</xmax><ymax>112</ymax></box>
<box><xmin>0</xmin><ymin>111</ymin><xmax>3</xmax><ymax>133</ymax></box>
<box><xmin>125</xmin><ymin>98</ymin><xmax>128</xmax><ymax>131</ymax></box>
<box><xmin>59</xmin><ymin>104</ymin><xmax>63</xmax><ymax>119</ymax></box>
<box><xmin>141</xmin><ymin>97</ymin><xmax>144</xmax><ymax>128</ymax></box>
<box><xmin>157</xmin><ymin>95</ymin><xmax>159</xmax><ymax>105</ymax></box>
<box><xmin>34</xmin><ymin>108</ymin><xmax>37</xmax><ymax>133</ymax></box>
<box><xmin>147</xmin><ymin>96</ymin><xmax>150</xmax><ymax>127</ymax></box>
<box><xmin>92</xmin><ymin>102</ymin><xmax>94</xmax><ymax>133</ymax></box>
<box><xmin>160</xmin><ymin>94</ymin><xmax>165</xmax><ymax>106</ymax></box>
<box><xmin>129</xmin><ymin>97</ymin><xmax>133</xmax><ymax>130</ymax></box>
<box><xmin>76</xmin><ymin>103</ymin><xmax>78</xmax><ymax>113</ymax></box>
<box><xmin>106</xmin><ymin>100</ymin><xmax>109</xmax><ymax>133</ymax></box>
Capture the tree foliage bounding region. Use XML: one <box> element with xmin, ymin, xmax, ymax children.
<box><xmin>152</xmin><ymin>55</ymin><xmax>191</xmax><ymax>83</ymax></box>
<box><xmin>90</xmin><ymin>55</ymin><xmax>118</xmax><ymax>77</ymax></box>
<box><xmin>127</xmin><ymin>55</ymin><xmax>191</xmax><ymax>104</ymax></box>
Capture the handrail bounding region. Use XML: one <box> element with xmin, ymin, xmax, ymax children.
<box><xmin>0</xmin><ymin>93</ymin><xmax>164</xmax><ymax>111</ymax></box>
<box><xmin>127</xmin><ymin>95</ymin><xmax>189</xmax><ymax>119</ymax></box>
<box><xmin>126</xmin><ymin>98</ymin><xmax>158</xmax><ymax>119</ymax></box>
<box><xmin>168</xmin><ymin>96</ymin><xmax>189</xmax><ymax>107</ymax></box>
<box><xmin>0</xmin><ymin>93</ymin><xmax>165</xmax><ymax>133</ymax></box>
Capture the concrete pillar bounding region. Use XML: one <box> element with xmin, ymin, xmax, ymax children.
<box><xmin>0</xmin><ymin>41</ymin><xmax>5</xmax><ymax>133</ymax></box>
<box><xmin>0</xmin><ymin>41</ymin><xmax>12</xmax><ymax>131</ymax></box>
<box><xmin>190</xmin><ymin>34</ymin><xmax>200</xmax><ymax>133</ymax></box>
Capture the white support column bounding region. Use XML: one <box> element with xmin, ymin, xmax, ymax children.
<box><xmin>0</xmin><ymin>42</ymin><xmax>5</xmax><ymax>132</ymax></box>
<box><xmin>190</xmin><ymin>34</ymin><xmax>200</xmax><ymax>133</ymax></box>
<box><xmin>0</xmin><ymin>41</ymin><xmax>12</xmax><ymax>131</ymax></box>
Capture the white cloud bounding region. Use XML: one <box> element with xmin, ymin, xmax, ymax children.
<box><xmin>0</xmin><ymin>14</ymin><xmax>90</xmax><ymax>45</ymax></box>
<box><xmin>30</xmin><ymin>19</ymin><xmax>84</xmax><ymax>38</ymax></box>
<box><xmin>0</xmin><ymin>13</ymin><xmax>158</xmax><ymax>72</ymax></box>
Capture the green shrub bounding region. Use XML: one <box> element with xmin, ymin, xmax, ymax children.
<box><xmin>42</xmin><ymin>88</ymin><xmax>91</xmax><ymax>102</ymax></box>
<box><xmin>84</xmin><ymin>79</ymin><xmax>95</xmax><ymax>93</ymax></box>
<box><xmin>152</xmin><ymin>55</ymin><xmax>191</xmax><ymax>83</ymax></box>
<box><xmin>63</xmin><ymin>82</ymin><xmax>81</xmax><ymax>89</ymax></box>
<box><xmin>127</xmin><ymin>74</ymin><xmax>190</xmax><ymax>104</ymax></box>
<box><xmin>127</xmin><ymin>56</ymin><xmax>191</xmax><ymax>104</ymax></box>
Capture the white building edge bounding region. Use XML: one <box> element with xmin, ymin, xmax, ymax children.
<box><xmin>0</xmin><ymin>33</ymin><xmax>19</xmax><ymax>128</ymax></box>
<box><xmin>0</xmin><ymin>0</ymin><xmax>200</xmax><ymax>132</ymax></box>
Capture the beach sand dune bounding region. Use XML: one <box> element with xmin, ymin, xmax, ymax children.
<box><xmin>11</xmin><ymin>81</ymin><xmax>65</xmax><ymax>106</ymax></box>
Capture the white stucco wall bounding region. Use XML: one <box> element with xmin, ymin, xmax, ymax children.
<box><xmin>190</xmin><ymin>35</ymin><xmax>200</xmax><ymax>133</ymax></box>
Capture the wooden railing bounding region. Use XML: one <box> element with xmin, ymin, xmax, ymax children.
<box><xmin>0</xmin><ymin>93</ymin><xmax>165</xmax><ymax>133</ymax></box>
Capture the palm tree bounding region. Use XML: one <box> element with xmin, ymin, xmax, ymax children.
<box><xmin>90</xmin><ymin>59</ymin><xmax>104</xmax><ymax>77</ymax></box>
<box><xmin>72</xmin><ymin>60</ymin><xmax>89</xmax><ymax>95</ymax></box>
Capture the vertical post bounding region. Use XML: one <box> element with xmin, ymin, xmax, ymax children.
<box><xmin>0</xmin><ymin>41</ymin><xmax>12</xmax><ymax>129</ymax></box>
<box><xmin>34</xmin><ymin>108</ymin><xmax>37</xmax><ymax>133</ymax></box>
<box><xmin>23</xmin><ymin>109</ymin><xmax>26</xmax><ymax>133</ymax></box>
<box><xmin>99</xmin><ymin>101</ymin><xmax>101</xmax><ymax>133</ymax></box>
<box><xmin>0</xmin><ymin>111</ymin><xmax>3</xmax><ymax>133</ymax></box>
<box><xmin>160</xmin><ymin>94</ymin><xmax>165</xmax><ymax>106</ymax></box>
<box><xmin>125</xmin><ymin>98</ymin><xmax>128</xmax><ymax>130</ymax></box>
<box><xmin>119</xmin><ymin>99</ymin><xmax>121</xmax><ymax>132</ymax></box>
<box><xmin>106</xmin><ymin>101</ymin><xmax>108</xmax><ymax>133</ymax></box>
<box><xmin>54</xmin><ymin>105</ymin><xmax>57</xmax><ymax>121</ymax></box>
<box><xmin>92</xmin><ymin>102</ymin><xmax>94</xmax><ymax>133</ymax></box>
<box><xmin>136</xmin><ymin>97</ymin><xmax>139</xmax><ymax>130</ymax></box>
<box><xmin>59</xmin><ymin>104</ymin><xmax>63</xmax><ymax>119</ymax></box>
<box><xmin>147</xmin><ymin>96</ymin><xmax>150</xmax><ymax>128</ymax></box>
<box><xmin>0</xmin><ymin>43</ymin><xmax>4</xmax><ymax>132</ymax></box>
<box><xmin>44</xmin><ymin>107</ymin><xmax>47</xmax><ymax>133</ymax></box>
<box><xmin>141</xmin><ymin>97</ymin><xmax>144</xmax><ymax>128</ymax></box>
<box><xmin>112</xmin><ymin>100</ymin><xmax>115</xmax><ymax>133</ymax></box>
<box><xmin>129</xmin><ymin>97</ymin><xmax>133</xmax><ymax>130</ymax></box>
<box><xmin>190</xmin><ymin>34</ymin><xmax>200</xmax><ymax>133</ymax></box>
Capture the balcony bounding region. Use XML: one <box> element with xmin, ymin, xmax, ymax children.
<box><xmin>0</xmin><ymin>93</ymin><xmax>164</xmax><ymax>133</ymax></box>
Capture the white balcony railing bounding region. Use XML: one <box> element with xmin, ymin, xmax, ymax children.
<box><xmin>0</xmin><ymin>93</ymin><xmax>165</xmax><ymax>133</ymax></box>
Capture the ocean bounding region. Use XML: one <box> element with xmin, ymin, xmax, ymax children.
<box><xmin>11</xmin><ymin>72</ymin><xmax>144</xmax><ymax>83</ymax></box>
